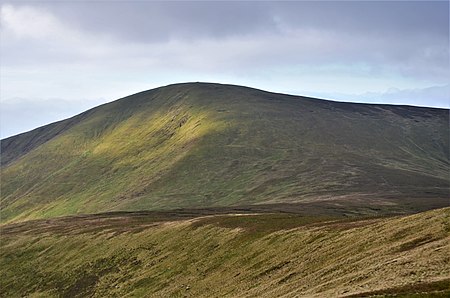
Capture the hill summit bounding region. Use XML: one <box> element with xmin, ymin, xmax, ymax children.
<box><xmin>1</xmin><ymin>82</ymin><xmax>449</xmax><ymax>222</ymax></box>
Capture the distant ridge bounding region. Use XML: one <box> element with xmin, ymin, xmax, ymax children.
<box><xmin>1</xmin><ymin>82</ymin><xmax>449</xmax><ymax>222</ymax></box>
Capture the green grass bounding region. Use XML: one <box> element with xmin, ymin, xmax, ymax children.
<box><xmin>1</xmin><ymin>207</ymin><xmax>449</xmax><ymax>297</ymax></box>
<box><xmin>1</xmin><ymin>83</ymin><xmax>449</xmax><ymax>222</ymax></box>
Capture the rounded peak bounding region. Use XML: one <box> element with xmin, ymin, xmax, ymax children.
<box><xmin>157</xmin><ymin>81</ymin><xmax>263</xmax><ymax>92</ymax></box>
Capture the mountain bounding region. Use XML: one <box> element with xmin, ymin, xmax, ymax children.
<box><xmin>1</xmin><ymin>82</ymin><xmax>449</xmax><ymax>222</ymax></box>
<box><xmin>1</xmin><ymin>207</ymin><xmax>449</xmax><ymax>297</ymax></box>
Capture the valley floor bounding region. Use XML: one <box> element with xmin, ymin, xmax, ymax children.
<box><xmin>1</xmin><ymin>207</ymin><xmax>449</xmax><ymax>297</ymax></box>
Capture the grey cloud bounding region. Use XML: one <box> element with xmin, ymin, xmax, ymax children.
<box><xmin>270</xmin><ymin>1</ymin><xmax>448</xmax><ymax>38</ymax></box>
<box><xmin>38</xmin><ymin>1</ymin><xmax>276</xmax><ymax>43</ymax></box>
<box><xmin>36</xmin><ymin>1</ymin><xmax>448</xmax><ymax>42</ymax></box>
<box><xmin>3</xmin><ymin>1</ymin><xmax>446</xmax><ymax>76</ymax></box>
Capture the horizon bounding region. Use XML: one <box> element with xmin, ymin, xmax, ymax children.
<box><xmin>2</xmin><ymin>81</ymin><xmax>449</xmax><ymax>140</ymax></box>
<box><xmin>1</xmin><ymin>1</ymin><xmax>449</xmax><ymax>138</ymax></box>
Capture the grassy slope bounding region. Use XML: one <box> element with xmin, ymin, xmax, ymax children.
<box><xmin>1</xmin><ymin>83</ymin><xmax>449</xmax><ymax>222</ymax></box>
<box><xmin>1</xmin><ymin>207</ymin><xmax>449</xmax><ymax>297</ymax></box>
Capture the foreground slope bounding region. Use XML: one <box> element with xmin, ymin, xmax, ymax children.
<box><xmin>1</xmin><ymin>208</ymin><xmax>449</xmax><ymax>297</ymax></box>
<box><xmin>1</xmin><ymin>83</ymin><xmax>449</xmax><ymax>222</ymax></box>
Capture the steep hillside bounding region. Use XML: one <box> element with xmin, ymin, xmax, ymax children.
<box><xmin>1</xmin><ymin>83</ymin><xmax>449</xmax><ymax>222</ymax></box>
<box><xmin>1</xmin><ymin>207</ymin><xmax>449</xmax><ymax>297</ymax></box>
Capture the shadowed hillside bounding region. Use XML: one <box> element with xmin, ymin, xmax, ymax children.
<box><xmin>1</xmin><ymin>207</ymin><xmax>449</xmax><ymax>297</ymax></box>
<box><xmin>1</xmin><ymin>83</ymin><xmax>449</xmax><ymax>222</ymax></box>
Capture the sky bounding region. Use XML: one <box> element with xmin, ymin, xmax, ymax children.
<box><xmin>1</xmin><ymin>1</ymin><xmax>449</xmax><ymax>138</ymax></box>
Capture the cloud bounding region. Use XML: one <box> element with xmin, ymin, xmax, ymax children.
<box><xmin>0</xmin><ymin>1</ymin><xmax>448</xmax><ymax>137</ymax></box>
<box><xmin>1</xmin><ymin>4</ymin><xmax>64</xmax><ymax>40</ymax></box>
<box><xmin>33</xmin><ymin>1</ymin><xmax>448</xmax><ymax>43</ymax></box>
<box><xmin>35</xmin><ymin>1</ymin><xmax>277</xmax><ymax>43</ymax></box>
<box><xmin>2</xmin><ymin>3</ymin><xmax>447</xmax><ymax>78</ymax></box>
<box><xmin>0</xmin><ymin>4</ymin><xmax>115</xmax><ymax>67</ymax></box>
